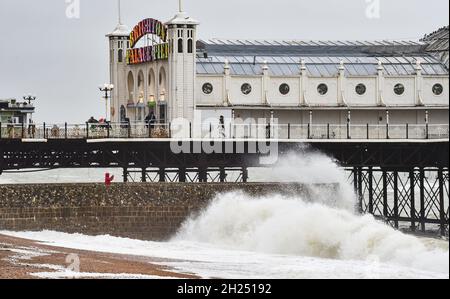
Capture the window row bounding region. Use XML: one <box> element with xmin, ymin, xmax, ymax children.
<box><xmin>201</xmin><ymin>82</ymin><xmax>445</xmax><ymax>96</ymax></box>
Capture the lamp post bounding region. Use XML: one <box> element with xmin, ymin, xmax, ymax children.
<box><xmin>23</xmin><ymin>94</ymin><xmax>36</xmax><ymax>105</ymax></box>
<box><xmin>23</xmin><ymin>94</ymin><xmax>36</xmax><ymax>124</ymax></box>
<box><xmin>99</xmin><ymin>84</ymin><xmax>114</xmax><ymax>122</ymax></box>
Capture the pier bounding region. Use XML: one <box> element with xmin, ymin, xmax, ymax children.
<box><xmin>0</xmin><ymin>121</ymin><xmax>449</xmax><ymax>236</ymax></box>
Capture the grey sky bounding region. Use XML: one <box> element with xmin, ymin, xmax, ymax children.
<box><xmin>0</xmin><ymin>0</ymin><xmax>448</xmax><ymax>123</ymax></box>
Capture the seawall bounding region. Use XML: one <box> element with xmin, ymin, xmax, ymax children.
<box><xmin>0</xmin><ymin>183</ymin><xmax>334</xmax><ymax>240</ymax></box>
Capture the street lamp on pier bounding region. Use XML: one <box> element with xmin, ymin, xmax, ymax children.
<box><xmin>22</xmin><ymin>94</ymin><xmax>37</xmax><ymax>124</ymax></box>
<box><xmin>99</xmin><ymin>84</ymin><xmax>114</xmax><ymax>122</ymax></box>
<box><xmin>23</xmin><ymin>94</ymin><xmax>36</xmax><ymax>105</ymax></box>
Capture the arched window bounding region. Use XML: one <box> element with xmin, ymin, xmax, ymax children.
<box><xmin>159</xmin><ymin>67</ymin><xmax>167</xmax><ymax>101</ymax></box>
<box><xmin>148</xmin><ymin>69</ymin><xmax>156</xmax><ymax>102</ymax></box>
<box><xmin>178</xmin><ymin>39</ymin><xmax>183</xmax><ymax>53</ymax></box>
<box><xmin>137</xmin><ymin>70</ymin><xmax>145</xmax><ymax>104</ymax></box>
<box><xmin>118</xmin><ymin>49</ymin><xmax>123</xmax><ymax>63</ymax></box>
<box><xmin>127</xmin><ymin>71</ymin><xmax>134</xmax><ymax>103</ymax></box>
<box><xmin>188</xmin><ymin>39</ymin><xmax>193</xmax><ymax>53</ymax></box>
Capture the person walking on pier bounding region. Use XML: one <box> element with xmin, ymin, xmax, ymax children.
<box><xmin>219</xmin><ymin>115</ymin><xmax>226</xmax><ymax>138</ymax></box>
<box><xmin>87</xmin><ymin>116</ymin><xmax>99</xmax><ymax>124</ymax></box>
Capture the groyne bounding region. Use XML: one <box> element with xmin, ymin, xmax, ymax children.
<box><xmin>0</xmin><ymin>183</ymin><xmax>333</xmax><ymax>240</ymax></box>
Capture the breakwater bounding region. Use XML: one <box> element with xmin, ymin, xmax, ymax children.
<box><xmin>0</xmin><ymin>183</ymin><xmax>333</xmax><ymax>240</ymax></box>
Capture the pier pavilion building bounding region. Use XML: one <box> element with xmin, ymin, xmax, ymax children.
<box><xmin>106</xmin><ymin>5</ymin><xmax>449</xmax><ymax>138</ymax></box>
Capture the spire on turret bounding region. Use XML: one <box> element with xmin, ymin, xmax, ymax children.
<box><xmin>118</xmin><ymin>0</ymin><xmax>122</xmax><ymax>24</ymax></box>
<box><xmin>179</xmin><ymin>0</ymin><xmax>184</xmax><ymax>13</ymax></box>
<box><xmin>167</xmin><ymin>0</ymin><xmax>199</xmax><ymax>25</ymax></box>
<box><xmin>106</xmin><ymin>0</ymin><xmax>130</xmax><ymax>37</ymax></box>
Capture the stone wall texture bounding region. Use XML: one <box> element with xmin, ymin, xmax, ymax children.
<box><xmin>0</xmin><ymin>183</ymin><xmax>334</xmax><ymax>240</ymax></box>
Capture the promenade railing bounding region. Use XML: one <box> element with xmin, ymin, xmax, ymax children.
<box><xmin>0</xmin><ymin>122</ymin><xmax>448</xmax><ymax>141</ymax></box>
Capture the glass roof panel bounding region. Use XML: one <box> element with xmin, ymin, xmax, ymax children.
<box><xmin>287</xmin><ymin>64</ymin><xmax>300</xmax><ymax>74</ymax></box>
<box><xmin>231</xmin><ymin>63</ymin><xmax>245</xmax><ymax>75</ymax></box>
<box><xmin>362</xmin><ymin>64</ymin><xmax>377</xmax><ymax>75</ymax></box>
<box><xmin>359</xmin><ymin>57</ymin><xmax>378</xmax><ymax>64</ymax></box>
<box><xmin>241</xmin><ymin>64</ymin><xmax>256</xmax><ymax>75</ymax></box>
<box><xmin>270</xmin><ymin>64</ymin><xmax>285</xmax><ymax>76</ymax></box>
<box><xmin>197</xmin><ymin>64</ymin><xmax>207</xmax><ymax>74</ymax></box>
<box><xmin>309</xmin><ymin>57</ymin><xmax>324</xmax><ymax>63</ymax></box>
<box><xmin>422</xmin><ymin>64</ymin><xmax>438</xmax><ymax>75</ymax></box>
<box><xmin>272</xmin><ymin>57</ymin><xmax>287</xmax><ymax>63</ymax></box>
<box><xmin>307</xmin><ymin>65</ymin><xmax>321</xmax><ymax>77</ymax></box>
<box><xmin>431</xmin><ymin>64</ymin><xmax>447</xmax><ymax>74</ymax></box>
<box><xmin>329</xmin><ymin>64</ymin><xmax>340</xmax><ymax>75</ymax></box>
<box><xmin>383</xmin><ymin>64</ymin><xmax>396</xmax><ymax>75</ymax></box>
<box><xmin>201</xmin><ymin>63</ymin><xmax>216</xmax><ymax>74</ymax></box>
<box><xmin>345</xmin><ymin>64</ymin><xmax>358</xmax><ymax>76</ymax></box>
<box><xmin>377</xmin><ymin>57</ymin><xmax>390</xmax><ymax>64</ymax></box>
<box><xmin>281</xmin><ymin>64</ymin><xmax>298</xmax><ymax>75</ymax></box>
<box><xmin>286</xmin><ymin>57</ymin><xmax>300</xmax><ymax>64</ymax></box>
<box><xmin>402</xmin><ymin>64</ymin><xmax>415</xmax><ymax>75</ymax></box>
<box><xmin>228</xmin><ymin>57</ymin><xmax>241</xmax><ymax>63</ymax></box>
<box><xmin>211</xmin><ymin>63</ymin><xmax>224</xmax><ymax>73</ymax></box>
<box><xmin>197</xmin><ymin>54</ymin><xmax>447</xmax><ymax>76</ymax></box>
<box><xmin>327</xmin><ymin>56</ymin><xmax>342</xmax><ymax>63</ymax></box>
<box><xmin>353</xmin><ymin>64</ymin><xmax>369</xmax><ymax>76</ymax></box>
<box><xmin>314</xmin><ymin>65</ymin><xmax>329</xmax><ymax>76</ymax></box>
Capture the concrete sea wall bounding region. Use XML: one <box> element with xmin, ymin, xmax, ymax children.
<box><xmin>0</xmin><ymin>183</ymin><xmax>334</xmax><ymax>240</ymax></box>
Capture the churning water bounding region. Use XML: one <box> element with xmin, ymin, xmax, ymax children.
<box><xmin>174</xmin><ymin>192</ymin><xmax>449</xmax><ymax>276</ymax></box>
<box><xmin>1</xmin><ymin>151</ymin><xmax>448</xmax><ymax>278</ymax></box>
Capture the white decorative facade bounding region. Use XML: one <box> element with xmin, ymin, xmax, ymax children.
<box><xmin>106</xmin><ymin>6</ymin><xmax>449</xmax><ymax>138</ymax></box>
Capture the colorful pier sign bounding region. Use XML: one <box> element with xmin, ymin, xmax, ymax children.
<box><xmin>129</xmin><ymin>18</ymin><xmax>167</xmax><ymax>48</ymax></box>
<box><xmin>126</xmin><ymin>44</ymin><xmax>169</xmax><ymax>65</ymax></box>
<box><xmin>127</xmin><ymin>18</ymin><xmax>169</xmax><ymax>65</ymax></box>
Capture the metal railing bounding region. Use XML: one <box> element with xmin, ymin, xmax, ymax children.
<box><xmin>0</xmin><ymin>122</ymin><xmax>448</xmax><ymax>141</ymax></box>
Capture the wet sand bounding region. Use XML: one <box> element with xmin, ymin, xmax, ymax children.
<box><xmin>0</xmin><ymin>234</ymin><xmax>198</xmax><ymax>279</ymax></box>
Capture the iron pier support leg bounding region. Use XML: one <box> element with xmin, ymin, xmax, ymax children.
<box><xmin>220</xmin><ymin>167</ymin><xmax>227</xmax><ymax>183</ymax></box>
<box><xmin>159</xmin><ymin>168</ymin><xmax>166</xmax><ymax>183</ymax></box>
<box><xmin>410</xmin><ymin>169</ymin><xmax>416</xmax><ymax>232</ymax></box>
<box><xmin>368</xmin><ymin>167</ymin><xmax>374</xmax><ymax>214</ymax></box>
<box><xmin>419</xmin><ymin>168</ymin><xmax>426</xmax><ymax>232</ymax></box>
<box><xmin>383</xmin><ymin>170</ymin><xmax>388</xmax><ymax>223</ymax></box>
<box><xmin>123</xmin><ymin>168</ymin><xmax>128</xmax><ymax>183</ymax></box>
<box><xmin>199</xmin><ymin>168</ymin><xmax>208</xmax><ymax>183</ymax></box>
<box><xmin>242</xmin><ymin>167</ymin><xmax>248</xmax><ymax>183</ymax></box>
<box><xmin>358</xmin><ymin>167</ymin><xmax>363</xmax><ymax>213</ymax></box>
<box><xmin>393</xmin><ymin>170</ymin><xmax>399</xmax><ymax>229</ymax></box>
<box><xmin>141</xmin><ymin>168</ymin><xmax>147</xmax><ymax>183</ymax></box>
<box><xmin>179</xmin><ymin>168</ymin><xmax>186</xmax><ymax>183</ymax></box>
<box><xmin>438</xmin><ymin>168</ymin><xmax>446</xmax><ymax>237</ymax></box>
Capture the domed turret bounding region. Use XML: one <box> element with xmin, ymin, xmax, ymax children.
<box><xmin>166</xmin><ymin>0</ymin><xmax>199</xmax><ymax>125</ymax></box>
<box><xmin>106</xmin><ymin>0</ymin><xmax>131</xmax><ymax>122</ymax></box>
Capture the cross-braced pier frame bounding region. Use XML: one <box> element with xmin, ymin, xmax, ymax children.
<box><xmin>123</xmin><ymin>167</ymin><xmax>249</xmax><ymax>183</ymax></box>
<box><xmin>351</xmin><ymin>167</ymin><xmax>449</xmax><ymax>236</ymax></box>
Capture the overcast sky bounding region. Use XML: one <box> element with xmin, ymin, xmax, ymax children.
<box><xmin>0</xmin><ymin>0</ymin><xmax>448</xmax><ymax>123</ymax></box>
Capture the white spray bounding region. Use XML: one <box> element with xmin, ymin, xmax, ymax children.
<box><xmin>175</xmin><ymin>153</ymin><xmax>449</xmax><ymax>275</ymax></box>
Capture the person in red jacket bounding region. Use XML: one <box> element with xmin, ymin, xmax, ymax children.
<box><xmin>105</xmin><ymin>173</ymin><xmax>115</xmax><ymax>187</ymax></box>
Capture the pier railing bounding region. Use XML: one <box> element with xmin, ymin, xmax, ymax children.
<box><xmin>0</xmin><ymin>122</ymin><xmax>448</xmax><ymax>141</ymax></box>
